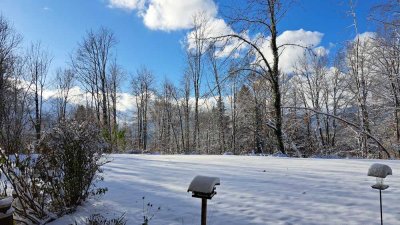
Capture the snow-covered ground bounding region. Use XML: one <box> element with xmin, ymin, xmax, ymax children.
<box><xmin>50</xmin><ymin>155</ymin><xmax>400</xmax><ymax>225</ymax></box>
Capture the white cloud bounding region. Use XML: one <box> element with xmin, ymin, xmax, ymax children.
<box><xmin>108</xmin><ymin>0</ymin><xmax>145</xmax><ymax>11</ymax></box>
<box><xmin>42</xmin><ymin>86</ymin><xmax>137</xmax><ymax>112</ymax></box>
<box><xmin>314</xmin><ymin>46</ymin><xmax>329</xmax><ymax>57</ymax></box>
<box><xmin>143</xmin><ymin>0</ymin><xmax>217</xmax><ymax>31</ymax></box>
<box><xmin>206</xmin><ymin>19</ymin><xmax>248</xmax><ymax>58</ymax></box>
<box><xmin>116</xmin><ymin>92</ymin><xmax>137</xmax><ymax>112</ymax></box>
<box><xmin>108</xmin><ymin>0</ymin><xmax>217</xmax><ymax>31</ymax></box>
<box><xmin>107</xmin><ymin>1</ymin><xmax>326</xmax><ymax>65</ymax></box>
<box><xmin>259</xmin><ymin>29</ymin><xmax>325</xmax><ymax>73</ymax></box>
<box><xmin>185</xmin><ymin>17</ymin><xmax>248</xmax><ymax>58</ymax></box>
<box><xmin>107</xmin><ymin>0</ymin><xmax>246</xmax><ymax>57</ymax></box>
<box><xmin>354</xmin><ymin>32</ymin><xmax>376</xmax><ymax>42</ymax></box>
<box><xmin>186</xmin><ymin>18</ymin><xmax>232</xmax><ymax>50</ymax></box>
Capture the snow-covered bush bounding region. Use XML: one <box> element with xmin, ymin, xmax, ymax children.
<box><xmin>0</xmin><ymin>153</ymin><xmax>56</xmax><ymax>224</ymax></box>
<box><xmin>37</xmin><ymin>121</ymin><xmax>109</xmax><ymax>209</ymax></box>
<box><xmin>0</xmin><ymin>120</ymin><xmax>110</xmax><ymax>224</ymax></box>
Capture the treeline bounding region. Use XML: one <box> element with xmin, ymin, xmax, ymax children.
<box><xmin>1</xmin><ymin>1</ymin><xmax>400</xmax><ymax>158</ymax></box>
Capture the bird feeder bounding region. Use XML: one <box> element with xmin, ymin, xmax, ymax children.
<box><xmin>368</xmin><ymin>163</ymin><xmax>392</xmax><ymax>225</ymax></box>
<box><xmin>188</xmin><ymin>175</ymin><xmax>220</xmax><ymax>225</ymax></box>
<box><xmin>368</xmin><ymin>163</ymin><xmax>392</xmax><ymax>190</ymax></box>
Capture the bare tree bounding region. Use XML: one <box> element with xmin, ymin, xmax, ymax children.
<box><xmin>108</xmin><ymin>59</ymin><xmax>123</xmax><ymax>149</ymax></box>
<box><xmin>186</xmin><ymin>13</ymin><xmax>209</xmax><ymax>152</ymax></box>
<box><xmin>0</xmin><ymin>15</ymin><xmax>22</xmax><ymax>137</ymax></box>
<box><xmin>370</xmin><ymin>11</ymin><xmax>400</xmax><ymax>144</ymax></box>
<box><xmin>215</xmin><ymin>0</ymin><xmax>290</xmax><ymax>154</ymax></box>
<box><xmin>293</xmin><ymin>50</ymin><xmax>329</xmax><ymax>148</ymax></box>
<box><xmin>72</xmin><ymin>27</ymin><xmax>117</xmax><ymax>139</ymax></box>
<box><xmin>346</xmin><ymin>5</ymin><xmax>375</xmax><ymax>157</ymax></box>
<box><xmin>27</xmin><ymin>42</ymin><xmax>51</xmax><ymax>143</ymax></box>
<box><xmin>1</xmin><ymin>56</ymin><xmax>31</xmax><ymax>154</ymax></box>
<box><xmin>182</xmin><ymin>72</ymin><xmax>191</xmax><ymax>153</ymax></box>
<box><xmin>132</xmin><ymin>67</ymin><xmax>154</xmax><ymax>151</ymax></box>
<box><xmin>109</xmin><ymin>61</ymin><xmax>120</xmax><ymax>131</ymax></box>
<box><xmin>370</xmin><ymin>0</ymin><xmax>400</xmax><ymax>29</ymax></box>
<box><xmin>55</xmin><ymin>68</ymin><xmax>75</xmax><ymax>121</ymax></box>
<box><xmin>207</xmin><ymin>44</ymin><xmax>227</xmax><ymax>153</ymax></box>
<box><xmin>228</xmin><ymin>65</ymin><xmax>239</xmax><ymax>154</ymax></box>
<box><xmin>325</xmin><ymin>52</ymin><xmax>349</xmax><ymax>147</ymax></box>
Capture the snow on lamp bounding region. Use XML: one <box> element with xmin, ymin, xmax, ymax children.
<box><xmin>368</xmin><ymin>163</ymin><xmax>392</xmax><ymax>225</ymax></box>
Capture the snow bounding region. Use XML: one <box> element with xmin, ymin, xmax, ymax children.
<box><xmin>187</xmin><ymin>175</ymin><xmax>220</xmax><ymax>194</ymax></box>
<box><xmin>368</xmin><ymin>163</ymin><xmax>393</xmax><ymax>178</ymax></box>
<box><xmin>49</xmin><ymin>155</ymin><xmax>400</xmax><ymax>225</ymax></box>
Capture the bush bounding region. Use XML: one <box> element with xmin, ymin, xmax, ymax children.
<box><xmin>141</xmin><ymin>197</ymin><xmax>161</xmax><ymax>225</ymax></box>
<box><xmin>83</xmin><ymin>213</ymin><xmax>127</xmax><ymax>225</ymax></box>
<box><xmin>37</xmin><ymin>121</ymin><xmax>109</xmax><ymax>208</ymax></box>
<box><xmin>0</xmin><ymin>120</ymin><xmax>110</xmax><ymax>224</ymax></box>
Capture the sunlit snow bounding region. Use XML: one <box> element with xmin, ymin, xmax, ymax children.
<box><xmin>50</xmin><ymin>155</ymin><xmax>400</xmax><ymax>225</ymax></box>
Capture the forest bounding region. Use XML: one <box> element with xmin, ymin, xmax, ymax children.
<box><xmin>1</xmin><ymin>0</ymin><xmax>400</xmax><ymax>160</ymax></box>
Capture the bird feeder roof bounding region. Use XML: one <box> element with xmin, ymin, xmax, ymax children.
<box><xmin>188</xmin><ymin>175</ymin><xmax>220</xmax><ymax>194</ymax></box>
<box><xmin>368</xmin><ymin>163</ymin><xmax>392</xmax><ymax>178</ymax></box>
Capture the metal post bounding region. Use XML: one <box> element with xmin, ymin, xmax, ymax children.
<box><xmin>201</xmin><ymin>198</ymin><xmax>207</xmax><ymax>225</ymax></box>
<box><xmin>380</xmin><ymin>189</ymin><xmax>383</xmax><ymax>225</ymax></box>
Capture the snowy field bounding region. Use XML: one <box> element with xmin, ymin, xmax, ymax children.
<box><xmin>50</xmin><ymin>155</ymin><xmax>400</xmax><ymax>225</ymax></box>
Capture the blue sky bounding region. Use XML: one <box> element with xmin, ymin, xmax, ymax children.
<box><xmin>0</xmin><ymin>0</ymin><xmax>380</xmax><ymax>90</ymax></box>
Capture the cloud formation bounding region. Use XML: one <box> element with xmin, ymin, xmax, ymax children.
<box><xmin>143</xmin><ymin>0</ymin><xmax>218</xmax><ymax>31</ymax></box>
<box><xmin>185</xmin><ymin>17</ymin><xmax>240</xmax><ymax>52</ymax></box>
<box><xmin>108</xmin><ymin>0</ymin><xmax>218</xmax><ymax>31</ymax></box>
<box><xmin>108</xmin><ymin>0</ymin><xmax>245</xmax><ymax>57</ymax></box>
<box><xmin>108</xmin><ymin>0</ymin><xmax>145</xmax><ymax>11</ymax></box>
<box><xmin>107</xmin><ymin>1</ymin><xmax>327</xmax><ymax>72</ymax></box>
<box><xmin>42</xmin><ymin>85</ymin><xmax>137</xmax><ymax>112</ymax></box>
<box><xmin>259</xmin><ymin>29</ymin><xmax>325</xmax><ymax>73</ymax></box>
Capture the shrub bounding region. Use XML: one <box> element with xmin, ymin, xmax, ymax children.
<box><xmin>37</xmin><ymin>121</ymin><xmax>109</xmax><ymax>208</ymax></box>
<box><xmin>141</xmin><ymin>197</ymin><xmax>161</xmax><ymax>225</ymax></box>
<box><xmin>0</xmin><ymin>120</ymin><xmax>110</xmax><ymax>224</ymax></box>
<box><xmin>83</xmin><ymin>213</ymin><xmax>127</xmax><ymax>225</ymax></box>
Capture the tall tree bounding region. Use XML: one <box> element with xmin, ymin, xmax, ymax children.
<box><xmin>27</xmin><ymin>42</ymin><xmax>51</xmax><ymax>143</ymax></box>
<box><xmin>218</xmin><ymin>0</ymin><xmax>288</xmax><ymax>153</ymax></box>
<box><xmin>186</xmin><ymin>13</ymin><xmax>209</xmax><ymax>152</ymax></box>
<box><xmin>55</xmin><ymin>68</ymin><xmax>75</xmax><ymax>121</ymax></box>
<box><xmin>346</xmin><ymin>6</ymin><xmax>374</xmax><ymax>157</ymax></box>
<box><xmin>0</xmin><ymin>15</ymin><xmax>22</xmax><ymax>137</ymax></box>
<box><xmin>293</xmin><ymin>51</ymin><xmax>329</xmax><ymax>148</ymax></box>
<box><xmin>72</xmin><ymin>27</ymin><xmax>117</xmax><ymax>139</ymax></box>
<box><xmin>207</xmin><ymin>44</ymin><xmax>227</xmax><ymax>154</ymax></box>
<box><xmin>182</xmin><ymin>72</ymin><xmax>191</xmax><ymax>153</ymax></box>
<box><xmin>132</xmin><ymin>67</ymin><xmax>154</xmax><ymax>151</ymax></box>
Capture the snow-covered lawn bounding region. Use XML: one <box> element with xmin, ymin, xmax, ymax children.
<box><xmin>50</xmin><ymin>155</ymin><xmax>400</xmax><ymax>225</ymax></box>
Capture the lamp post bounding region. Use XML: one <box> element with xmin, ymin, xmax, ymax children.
<box><xmin>188</xmin><ymin>175</ymin><xmax>220</xmax><ymax>225</ymax></box>
<box><xmin>368</xmin><ymin>163</ymin><xmax>392</xmax><ymax>225</ymax></box>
